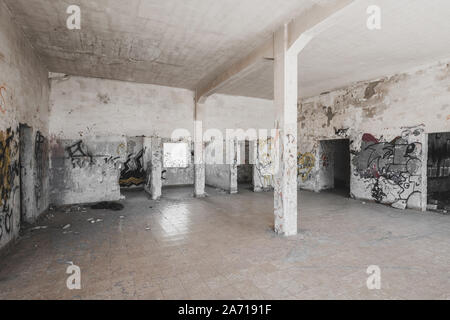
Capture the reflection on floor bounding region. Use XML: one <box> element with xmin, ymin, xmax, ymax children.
<box><xmin>0</xmin><ymin>186</ymin><xmax>449</xmax><ymax>299</ymax></box>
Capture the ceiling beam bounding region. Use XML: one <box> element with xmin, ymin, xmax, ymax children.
<box><xmin>195</xmin><ymin>0</ymin><xmax>356</xmax><ymax>103</ymax></box>
<box><xmin>195</xmin><ymin>40</ymin><xmax>273</xmax><ymax>103</ymax></box>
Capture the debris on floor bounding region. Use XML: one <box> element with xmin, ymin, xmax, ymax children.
<box><xmin>87</xmin><ymin>218</ymin><xmax>104</xmax><ymax>224</ymax></box>
<box><xmin>62</xmin><ymin>224</ymin><xmax>71</xmax><ymax>230</ymax></box>
<box><xmin>215</xmin><ymin>188</ymin><xmax>227</xmax><ymax>194</ymax></box>
<box><xmin>427</xmin><ymin>191</ymin><xmax>450</xmax><ymax>214</ymax></box>
<box><xmin>31</xmin><ymin>226</ymin><xmax>48</xmax><ymax>231</ymax></box>
<box><xmin>90</xmin><ymin>201</ymin><xmax>124</xmax><ymax>211</ymax></box>
<box><xmin>64</xmin><ymin>205</ymin><xmax>88</xmax><ymax>213</ymax></box>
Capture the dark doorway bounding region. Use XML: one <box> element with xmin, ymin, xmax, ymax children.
<box><xmin>237</xmin><ymin>140</ymin><xmax>253</xmax><ymax>192</ymax></box>
<box><xmin>427</xmin><ymin>132</ymin><xmax>450</xmax><ymax>213</ymax></box>
<box><xmin>319</xmin><ymin>139</ymin><xmax>351</xmax><ymax>196</ymax></box>
<box><xmin>19</xmin><ymin>124</ymin><xmax>33</xmax><ymax>225</ymax></box>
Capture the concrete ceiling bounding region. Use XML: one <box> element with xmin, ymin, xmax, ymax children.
<box><xmin>3</xmin><ymin>0</ymin><xmax>329</xmax><ymax>91</ymax></box>
<box><xmin>5</xmin><ymin>0</ymin><xmax>450</xmax><ymax>100</ymax></box>
<box><xmin>218</xmin><ymin>0</ymin><xmax>450</xmax><ymax>99</ymax></box>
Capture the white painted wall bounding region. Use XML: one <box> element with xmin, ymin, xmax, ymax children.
<box><xmin>48</xmin><ymin>79</ymin><xmax>277</xmax><ymax>205</ymax></box>
<box><xmin>203</xmin><ymin>94</ymin><xmax>275</xmax><ymax>133</ymax></box>
<box><xmin>49</xmin><ymin>75</ymin><xmax>195</xmax><ymax>139</ymax></box>
<box><xmin>48</xmin><ymin>76</ymin><xmax>197</xmax><ymax>205</ymax></box>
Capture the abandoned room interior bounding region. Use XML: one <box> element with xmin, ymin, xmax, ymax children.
<box><xmin>0</xmin><ymin>0</ymin><xmax>449</xmax><ymax>301</ymax></box>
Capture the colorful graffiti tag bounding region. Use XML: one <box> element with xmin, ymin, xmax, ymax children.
<box><xmin>119</xmin><ymin>149</ymin><xmax>145</xmax><ymax>187</ymax></box>
<box><xmin>0</xmin><ymin>128</ymin><xmax>19</xmax><ymax>241</ymax></box>
<box><xmin>297</xmin><ymin>152</ymin><xmax>315</xmax><ymax>182</ymax></box>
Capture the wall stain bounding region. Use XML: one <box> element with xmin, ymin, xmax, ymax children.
<box><xmin>97</xmin><ymin>93</ymin><xmax>110</xmax><ymax>104</ymax></box>
<box><xmin>324</xmin><ymin>106</ymin><xmax>335</xmax><ymax>127</ymax></box>
<box><xmin>364</xmin><ymin>80</ymin><xmax>383</xmax><ymax>99</ymax></box>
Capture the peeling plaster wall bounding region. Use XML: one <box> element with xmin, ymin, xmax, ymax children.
<box><xmin>0</xmin><ymin>3</ymin><xmax>50</xmax><ymax>250</ymax></box>
<box><xmin>298</xmin><ymin>60</ymin><xmax>450</xmax><ymax>210</ymax></box>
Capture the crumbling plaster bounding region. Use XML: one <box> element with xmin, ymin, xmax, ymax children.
<box><xmin>297</xmin><ymin>60</ymin><xmax>450</xmax><ymax>210</ymax></box>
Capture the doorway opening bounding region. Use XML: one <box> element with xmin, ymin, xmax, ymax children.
<box><xmin>19</xmin><ymin>124</ymin><xmax>33</xmax><ymax>225</ymax></box>
<box><xmin>161</xmin><ymin>140</ymin><xmax>195</xmax><ymax>200</ymax></box>
<box><xmin>319</xmin><ymin>139</ymin><xmax>351</xmax><ymax>197</ymax></box>
<box><xmin>427</xmin><ymin>132</ymin><xmax>450</xmax><ymax>213</ymax></box>
<box><xmin>237</xmin><ymin>140</ymin><xmax>253</xmax><ymax>192</ymax></box>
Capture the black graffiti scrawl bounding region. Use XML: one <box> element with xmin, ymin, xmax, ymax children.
<box><xmin>66</xmin><ymin>140</ymin><xmax>93</xmax><ymax>168</ymax></box>
<box><xmin>353</xmin><ymin>128</ymin><xmax>423</xmax><ymax>209</ymax></box>
<box><xmin>34</xmin><ymin>131</ymin><xmax>47</xmax><ymax>209</ymax></box>
<box><xmin>120</xmin><ymin>149</ymin><xmax>145</xmax><ymax>187</ymax></box>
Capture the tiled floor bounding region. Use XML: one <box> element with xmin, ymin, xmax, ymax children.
<box><xmin>0</xmin><ymin>186</ymin><xmax>449</xmax><ymax>300</ymax></box>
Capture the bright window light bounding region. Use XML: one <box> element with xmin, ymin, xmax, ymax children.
<box><xmin>163</xmin><ymin>143</ymin><xmax>189</xmax><ymax>168</ymax></box>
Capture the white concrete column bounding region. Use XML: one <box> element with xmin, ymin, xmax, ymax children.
<box><xmin>194</xmin><ymin>101</ymin><xmax>206</xmax><ymax>197</ymax></box>
<box><xmin>150</xmin><ymin>137</ymin><xmax>162</xmax><ymax>200</ymax></box>
<box><xmin>273</xmin><ymin>24</ymin><xmax>299</xmax><ymax>236</ymax></box>
<box><xmin>143</xmin><ymin>137</ymin><xmax>153</xmax><ymax>196</ymax></box>
<box><xmin>229</xmin><ymin>138</ymin><xmax>238</xmax><ymax>194</ymax></box>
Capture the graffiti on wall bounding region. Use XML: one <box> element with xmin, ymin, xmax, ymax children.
<box><xmin>255</xmin><ymin>138</ymin><xmax>275</xmax><ymax>187</ymax></box>
<box><xmin>34</xmin><ymin>131</ymin><xmax>47</xmax><ymax>209</ymax></box>
<box><xmin>0</xmin><ymin>128</ymin><xmax>19</xmax><ymax>241</ymax></box>
<box><xmin>66</xmin><ymin>140</ymin><xmax>93</xmax><ymax>168</ymax></box>
<box><xmin>297</xmin><ymin>152</ymin><xmax>315</xmax><ymax>182</ymax></box>
<box><xmin>334</xmin><ymin>127</ymin><xmax>349</xmax><ymax>138</ymax></box>
<box><xmin>321</xmin><ymin>154</ymin><xmax>329</xmax><ymax>168</ymax></box>
<box><xmin>353</xmin><ymin>128</ymin><xmax>424</xmax><ymax>209</ymax></box>
<box><xmin>0</xmin><ymin>85</ymin><xmax>8</xmax><ymax>114</ymax></box>
<box><xmin>66</xmin><ymin>140</ymin><xmax>122</xmax><ymax>169</ymax></box>
<box><xmin>119</xmin><ymin>149</ymin><xmax>145</xmax><ymax>187</ymax></box>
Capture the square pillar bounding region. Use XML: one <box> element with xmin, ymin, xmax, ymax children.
<box><xmin>229</xmin><ymin>138</ymin><xmax>238</xmax><ymax>194</ymax></box>
<box><xmin>150</xmin><ymin>137</ymin><xmax>162</xmax><ymax>200</ymax></box>
<box><xmin>273</xmin><ymin>24</ymin><xmax>298</xmax><ymax>236</ymax></box>
<box><xmin>194</xmin><ymin>101</ymin><xmax>206</xmax><ymax>197</ymax></box>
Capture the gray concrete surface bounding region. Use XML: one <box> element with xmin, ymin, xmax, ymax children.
<box><xmin>0</xmin><ymin>187</ymin><xmax>448</xmax><ymax>299</ymax></box>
